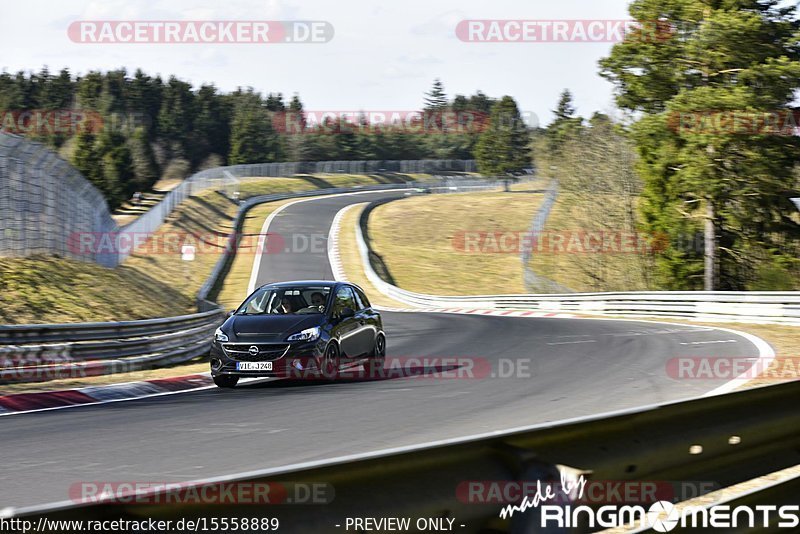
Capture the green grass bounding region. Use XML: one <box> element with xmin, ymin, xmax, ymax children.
<box><xmin>0</xmin><ymin>256</ymin><xmax>196</xmax><ymax>324</ymax></box>
<box><xmin>334</xmin><ymin>203</ymin><xmax>410</xmax><ymax>308</ymax></box>
<box><xmin>0</xmin><ymin>173</ymin><xmax>439</xmax><ymax>324</ymax></box>
<box><xmin>367</xmin><ymin>186</ymin><xmax>545</xmax><ymax>295</ymax></box>
<box><xmin>527</xmin><ymin>192</ymin><xmax>656</xmax><ymax>292</ymax></box>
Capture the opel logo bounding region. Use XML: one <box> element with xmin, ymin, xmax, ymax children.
<box><xmin>248</xmin><ymin>345</ymin><xmax>260</xmax><ymax>357</ymax></box>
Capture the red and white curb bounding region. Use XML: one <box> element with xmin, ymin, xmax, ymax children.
<box><xmin>376</xmin><ymin>306</ymin><xmax>576</xmax><ymax>318</ymax></box>
<box><xmin>0</xmin><ymin>373</ymin><xmax>215</xmax><ymax>416</ymax></box>
<box><xmin>326</xmin><ymin>205</ymin><xmax>576</xmax><ymax>319</ymax></box>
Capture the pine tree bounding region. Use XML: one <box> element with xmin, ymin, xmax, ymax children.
<box><xmin>76</xmin><ymin>71</ymin><xmax>103</xmax><ymax>110</ymax></box>
<box><xmin>600</xmin><ymin>0</ymin><xmax>800</xmax><ymax>290</ymax></box>
<box><xmin>157</xmin><ymin>76</ymin><xmax>195</xmax><ymax>160</ymax></box>
<box><xmin>190</xmin><ymin>84</ymin><xmax>230</xmax><ymax>165</ymax></box>
<box><xmin>475</xmin><ymin>96</ymin><xmax>530</xmax><ymax>175</ymax></box>
<box><xmin>128</xmin><ymin>127</ymin><xmax>159</xmax><ymax>191</ymax></box>
<box><xmin>423</xmin><ymin>79</ymin><xmax>447</xmax><ymax>111</ymax></box>
<box><xmin>547</xmin><ymin>89</ymin><xmax>583</xmax><ymax>154</ymax></box>
<box><xmin>71</xmin><ymin>131</ymin><xmax>100</xmax><ymax>184</ymax></box>
<box><xmin>97</xmin><ymin>130</ymin><xmax>134</xmax><ymax>208</ymax></box>
<box><xmin>229</xmin><ymin>91</ymin><xmax>282</xmax><ymax>164</ymax></box>
<box><xmin>265</xmin><ymin>93</ymin><xmax>286</xmax><ymax>112</ymax></box>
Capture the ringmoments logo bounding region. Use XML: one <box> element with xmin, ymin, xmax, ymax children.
<box><xmin>498</xmin><ymin>473</ymin><xmax>800</xmax><ymax>531</ymax></box>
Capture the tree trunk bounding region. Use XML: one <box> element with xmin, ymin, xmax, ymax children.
<box><xmin>704</xmin><ymin>199</ymin><xmax>717</xmax><ymax>291</ymax></box>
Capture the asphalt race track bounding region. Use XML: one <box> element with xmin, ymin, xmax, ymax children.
<box><xmin>0</xmin><ymin>190</ymin><xmax>764</xmax><ymax>510</ymax></box>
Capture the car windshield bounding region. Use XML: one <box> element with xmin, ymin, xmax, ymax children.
<box><xmin>236</xmin><ymin>286</ymin><xmax>331</xmax><ymax>315</ymax></box>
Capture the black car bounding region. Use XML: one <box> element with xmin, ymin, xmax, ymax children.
<box><xmin>210</xmin><ymin>281</ymin><xmax>386</xmax><ymax>388</ymax></box>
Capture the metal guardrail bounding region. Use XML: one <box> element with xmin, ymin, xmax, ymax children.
<box><xmin>197</xmin><ymin>178</ymin><xmax>510</xmax><ymax>305</ymax></box>
<box><xmin>0</xmin><ymin>176</ymin><xmax>497</xmax><ymax>385</ymax></box>
<box><xmin>0</xmin><ymin>308</ymin><xmax>223</xmax><ymax>344</ymax></box>
<box><xmin>0</xmin><ymin>308</ymin><xmax>224</xmax><ymax>384</ymax></box>
<box><xmin>645</xmin><ymin>472</ymin><xmax>800</xmax><ymax>533</ymax></box>
<box><xmin>353</xmin><ymin>202</ymin><xmax>800</xmax><ymax>325</ymax></box>
<box><xmin>114</xmin><ymin>159</ymin><xmax>476</xmax><ymax>265</ymax></box>
<box><xmin>0</xmin><ymin>132</ymin><xmax>475</xmax><ymax>268</ymax></box>
<box><xmin>4</xmin><ymin>175</ymin><xmax>799</xmax><ymax>529</ymax></box>
<box><xmin>13</xmin><ymin>380</ymin><xmax>800</xmax><ymax>532</ymax></box>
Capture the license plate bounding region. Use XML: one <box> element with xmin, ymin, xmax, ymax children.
<box><xmin>236</xmin><ymin>361</ymin><xmax>273</xmax><ymax>371</ymax></box>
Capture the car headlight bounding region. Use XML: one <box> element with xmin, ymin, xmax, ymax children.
<box><xmin>214</xmin><ymin>328</ymin><xmax>229</xmax><ymax>343</ymax></box>
<box><xmin>287</xmin><ymin>326</ymin><xmax>320</xmax><ymax>342</ymax></box>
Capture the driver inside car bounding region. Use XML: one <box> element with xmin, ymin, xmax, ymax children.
<box><xmin>310</xmin><ymin>292</ymin><xmax>326</xmax><ymax>309</ymax></box>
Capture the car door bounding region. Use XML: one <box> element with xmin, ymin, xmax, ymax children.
<box><xmin>352</xmin><ymin>286</ymin><xmax>378</xmax><ymax>356</ymax></box>
<box><xmin>331</xmin><ymin>286</ymin><xmax>360</xmax><ymax>358</ymax></box>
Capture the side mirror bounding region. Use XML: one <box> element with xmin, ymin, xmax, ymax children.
<box><xmin>340</xmin><ymin>307</ymin><xmax>355</xmax><ymax>319</ymax></box>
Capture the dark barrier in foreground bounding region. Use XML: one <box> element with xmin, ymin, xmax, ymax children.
<box><xmin>12</xmin><ymin>380</ymin><xmax>800</xmax><ymax>533</ymax></box>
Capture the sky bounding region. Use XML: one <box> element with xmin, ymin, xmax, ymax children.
<box><xmin>0</xmin><ymin>0</ymin><xmax>635</xmax><ymax>126</ymax></box>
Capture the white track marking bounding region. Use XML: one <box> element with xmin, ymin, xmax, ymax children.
<box><xmin>323</xmin><ymin>201</ymin><xmax>776</xmax><ymax>396</ymax></box>
<box><xmin>4</xmin><ymin>193</ymin><xmax>775</xmax><ymax>418</ymax></box>
<box><xmin>247</xmin><ymin>190</ymin><xmax>403</xmax><ymax>294</ymax></box>
<box><xmin>700</xmin><ymin>327</ymin><xmax>776</xmax><ymax>396</ymax></box>
<box><xmin>327</xmin><ymin>202</ymin><xmax>363</xmax><ymax>282</ymax></box>
<box><xmin>679</xmin><ymin>339</ymin><xmax>738</xmax><ymax>346</ymax></box>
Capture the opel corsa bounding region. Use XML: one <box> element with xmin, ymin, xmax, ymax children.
<box><xmin>210</xmin><ymin>281</ymin><xmax>386</xmax><ymax>388</ymax></box>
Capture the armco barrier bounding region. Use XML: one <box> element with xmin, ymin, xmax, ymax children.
<box><xmin>0</xmin><ymin>308</ymin><xmax>224</xmax><ymax>384</ymax></box>
<box><xmin>0</xmin><ymin>132</ymin><xmax>476</xmax><ymax>267</ymax></box>
<box><xmin>0</xmin><ymin>177</ymin><xmax>500</xmax><ymax>384</ymax></box>
<box><xmin>3</xmin><ymin>175</ymin><xmax>797</xmax><ymax>385</ymax></box>
<box><xmin>12</xmin><ymin>380</ymin><xmax>800</xmax><ymax>532</ymax></box>
<box><xmin>197</xmin><ymin>178</ymin><xmax>511</xmax><ymax>305</ymax></box>
<box><xmin>353</xmin><ymin>201</ymin><xmax>800</xmax><ymax>325</ymax></box>
<box><xmin>114</xmin><ymin>159</ymin><xmax>476</xmax><ymax>265</ymax></box>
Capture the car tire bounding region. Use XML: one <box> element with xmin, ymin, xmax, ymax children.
<box><xmin>365</xmin><ymin>334</ymin><xmax>386</xmax><ymax>378</ymax></box>
<box><xmin>320</xmin><ymin>343</ymin><xmax>340</xmax><ymax>380</ymax></box>
<box><xmin>213</xmin><ymin>375</ymin><xmax>239</xmax><ymax>388</ymax></box>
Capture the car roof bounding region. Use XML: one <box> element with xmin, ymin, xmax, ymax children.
<box><xmin>259</xmin><ymin>280</ymin><xmax>366</xmax><ymax>293</ymax></box>
<box><xmin>259</xmin><ymin>280</ymin><xmax>338</xmax><ymax>289</ymax></box>
<box><xmin>257</xmin><ymin>281</ymin><xmax>368</xmax><ymax>293</ymax></box>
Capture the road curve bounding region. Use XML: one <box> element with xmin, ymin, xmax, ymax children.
<box><xmin>0</xmin><ymin>190</ymin><xmax>764</xmax><ymax>510</ymax></box>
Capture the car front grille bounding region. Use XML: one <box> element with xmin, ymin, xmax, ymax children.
<box><xmin>222</xmin><ymin>343</ymin><xmax>290</xmax><ymax>362</ymax></box>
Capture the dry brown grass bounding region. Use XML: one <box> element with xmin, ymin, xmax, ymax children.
<box><xmin>367</xmin><ymin>187</ymin><xmax>544</xmax><ymax>295</ymax></box>
<box><xmin>0</xmin><ymin>362</ymin><xmax>211</xmax><ymax>396</ymax></box>
<box><xmin>335</xmin><ymin>203</ymin><xmax>410</xmax><ymax>308</ymax></box>
<box><xmin>2</xmin><ymin>174</ymin><xmax>430</xmax><ymax>325</ymax></box>
<box><xmin>527</xmin><ymin>192</ymin><xmax>656</xmax><ymax>292</ymax></box>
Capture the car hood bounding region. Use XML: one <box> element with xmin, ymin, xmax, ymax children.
<box><xmin>224</xmin><ymin>314</ymin><xmax>321</xmax><ymax>342</ymax></box>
